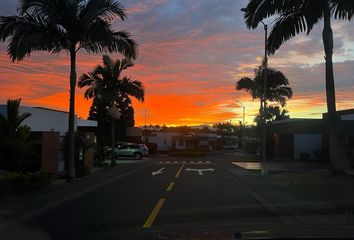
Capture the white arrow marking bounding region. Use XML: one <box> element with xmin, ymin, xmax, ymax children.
<box><xmin>152</xmin><ymin>167</ymin><xmax>165</xmax><ymax>176</ymax></box>
<box><xmin>185</xmin><ymin>168</ymin><xmax>215</xmax><ymax>175</ymax></box>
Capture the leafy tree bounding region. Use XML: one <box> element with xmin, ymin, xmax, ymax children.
<box><xmin>88</xmin><ymin>96</ymin><xmax>135</xmax><ymax>142</ymax></box>
<box><xmin>242</xmin><ymin>0</ymin><xmax>354</xmax><ymax>170</ymax></box>
<box><xmin>213</xmin><ymin>121</ymin><xmax>237</xmax><ymax>135</ymax></box>
<box><xmin>78</xmin><ymin>55</ymin><xmax>144</xmax><ymax>165</ymax></box>
<box><xmin>0</xmin><ymin>99</ymin><xmax>33</xmax><ymax>170</ymax></box>
<box><xmin>0</xmin><ymin>0</ymin><xmax>137</xmax><ymax>178</ymax></box>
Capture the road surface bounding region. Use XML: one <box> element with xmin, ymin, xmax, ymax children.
<box><xmin>0</xmin><ymin>153</ymin><xmax>294</xmax><ymax>239</ymax></box>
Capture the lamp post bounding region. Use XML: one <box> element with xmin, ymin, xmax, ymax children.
<box><xmin>236</xmin><ymin>100</ymin><xmax>246</xmax><ymax>153</ymax></box>
<box><xmin>241</xmin><ymin>8</ymin><xmax>268</xmax><ymax>175</ymax></box>
<box><xmin>260</xmin><ymin>20</ymin><xmax>268</xmax><ymax>175</ymax></box>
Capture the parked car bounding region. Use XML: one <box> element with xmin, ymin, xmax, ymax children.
<box><xmin>104</xmin><ymin>143</ymin><xmax>148</xmax><ymax>160</ymax></box>
<box><xmin>115</xmin><ymin>144</ymin><xmax>148</xmax><ymax>160</ymax></box>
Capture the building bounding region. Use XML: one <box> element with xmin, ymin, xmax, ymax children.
<box><xmin>270</xmin><ymin>109</ymin><xmax>354</xmax><ymax>160</ymax></box>
<box><xmin>0</xmin><ymin>104</ymin><xmax>97</xmax><ymax>174</ymax></box>
<box><xmin>144</xmin><ymin>130</ymin><xmax>218</xmax><ymax>151</ymax></box>
<box><xmin>270</xmin><ymin>119</ymin><xmax>323</xmax><ymax>159</ymax></box>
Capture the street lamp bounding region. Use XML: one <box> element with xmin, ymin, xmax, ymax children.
<box><xmin>241</xmin><ymin>8</ymin><xmax>268</xmax><ymax>175</ymax></box>
<box><xmin>236</xmin><ymin>100</ymin><xmax>246</xmax><ymax>153</ymax></box>
<box><xmin>260</xmin><ymin>20</ymin><xmax>268</xmax><ymax>175</ymax></box>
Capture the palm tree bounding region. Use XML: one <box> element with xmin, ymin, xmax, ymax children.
<box><xmin>78</xmin><ymin>55</ymin><xmax>144</xmax><ymax>165</ymax></box>
<box><xmin>271</xmin><ymin>106</ymin><xmax>290</xmax><ymax>121</ymax></box>
<box><xmin>236</xmin><ymin>65</ymin><xmax>293</xmax><ymax>109</ymax></box>
<box><xmin>0</xmin><ymin>0</ymin><xmax>137</xmax><ymax>178</ymax></box>
<box><xmin>254</xmin><ymin>106</ymin><xmax>290</xmax><ymax>127</ymax></box>
<box><xmin>243</xmin><ymin>0</ymin><xmax>354</xmax><ymax>170</ymax></box>
<box><xmin>0</xmin><ymin>99</ymin><xmax>32</xmax><ymax>170</ymax></box>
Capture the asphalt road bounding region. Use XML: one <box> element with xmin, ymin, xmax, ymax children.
<box><xmin>1</xmin><ymin>153</ymin><xmax>282</xmax><ymax>240</ymax></box>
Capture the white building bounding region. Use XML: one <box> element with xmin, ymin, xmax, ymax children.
<box><xmin>146</xmin><ymin>132</ymin><xmax>178</xmax><ymax>151</ymax></box>
<box><xmin>145</xmin><ymin>131</ymin><xmax>218</xmax><ymax>151</ymax></box>
<box><xmin>0</xmin><ymin>105</ymin><xmax>97</xmax><ymax>135</ymax></box>
<box><xmin>0</xmin><ymin>104</ymin><xmax>97</xmax><ymax>172</ymax></box>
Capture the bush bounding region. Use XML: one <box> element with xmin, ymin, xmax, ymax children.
<box><xmin>146</xmin><ymin>142</ymin><xmax>158</xmax><ymax>154</ymax></box>
<box><xmin>300</xmin><ymin>152</ymin><xmax>311</xmax><ymax>161</ymax></box>
<box><xmin>0</xmin><ymin>170</ymin><xmax>54</xmax><ymax>193</ymax></box>
<box><xmin>93</xmin><ymin>145</ymin><xmax>106</xmax><ymax>167</ymax></box>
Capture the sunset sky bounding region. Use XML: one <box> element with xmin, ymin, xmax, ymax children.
<box><xmin>1</xmin><ymin>0</ymin><xmax>354</xmax><ymax>126</ymax></box>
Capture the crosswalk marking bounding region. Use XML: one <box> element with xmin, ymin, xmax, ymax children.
<box><xmin>158</xmin><ymin>160</ymin><xmax>214</xmax><ymax>165</ymax></box>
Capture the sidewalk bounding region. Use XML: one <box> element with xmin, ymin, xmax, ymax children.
<box><xmin>0</xmin><ymin>161</ymin><xmax>154</xmax><ymax>229</ymax></box>
<box><xmin>229</xmin><ymin>165</ymin><xmax>354</xmax><ymax>224</ymax></box>
<box><xmin>232</xmin><ymin>161</ymin><xmax>330</xmax><ymax>172</ymax></box>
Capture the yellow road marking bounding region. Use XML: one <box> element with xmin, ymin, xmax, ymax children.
<box><xmin>166</xmin><ymin>182</ymin><xmax>175</xmax><ymax>191</ymax></box>
<box><xmin>143</xmin><ymin>198</ymin><xmax>166</xmax><ymax>228</ymax></box>
<box><xmin>175</xmin><ymin>164</ymin><xmax>184</xmax><ymax>178</ymax></box>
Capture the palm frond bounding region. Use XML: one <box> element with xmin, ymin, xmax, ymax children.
<box><xmin>244</xmin><ymin>0</ymin><xmax>306</xmax><ymax>28</ymax></box>
<box><xmin>331</xmin><ymin>0</ymin><xmax>354</xmax><ymax>20</ymax></box>
<box><xmin>113</xmin><ymin>58</ymin><xmax>133</xmax><ymax>79</ymax></box>
<box><xmin>17</xmin><ymin>112</ymin><xmax>32</xmax><ymax>126</ymax></box>
<box><xmin>80</xmin><ymin>0</ymin><xmax>126</xmax><ymax>25</ymax></box>
<box><xmin>236</xmin><ymin>77</ymin><xmax>259</xmax><ymax>99</ymax></box>
<box><xmin>78</xmin><ymin>72</ymin><xmax>102</xmax><ymax>88</ymax></box>
<box><xmin>19</xmin><ymin>0</ymin><xmax>58</xmax><ymax>17</ymax></box>
<box><xmin>268</xmin><ymin>12</ymin><xmax>308</xmax><ymax>54</ymax></box>
<box><xmin>78</xmin><ymin>18</ymin><xmax>138</xmax><ymax>59</ymax></box>
<box><xmin>84</xmin><ymin>86</ymin><xmax>97</xmax><ymax>100</ymax></box>
<box><xmin>0</xmin><ymin>14</ymin><xmax>66</xmax><ymax>61</ymax></box>
<box><xmin>119</xmin><ymin>77</ymin><xmax>145</xmax><ymax>102</ymax></box>
<box><xmin>110</xmin><ymin>31</ymin><xmax>138</xmax><ymax>59</ymax></box>
<box><xmin>266</xmin><ymin>1</ymin><xmax>323</xmax><ymax>54</ymax></box>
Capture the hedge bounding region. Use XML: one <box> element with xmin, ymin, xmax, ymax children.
<box><xmin>0</xmin><ymin>170</ymin><xmax>54</xmax><ymax>194</ymax></box>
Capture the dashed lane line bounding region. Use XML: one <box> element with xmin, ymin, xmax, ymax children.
<box><xmin>175</xmin><ymin>164</ymin><xmax>184</xmax><ymax>178</ymax></box>
<box><xmin>142</xmin><ymin>198</ymin><xmax>166</xmax><ymax>228</ymax></box>
<box><xmin>166</xmin><ymin>182</ymin><xmax>175</xmax><ymax>191</ymax></box>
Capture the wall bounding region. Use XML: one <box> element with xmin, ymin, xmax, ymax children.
<box><xmin>126</xmin><ymin>127</ymin><xmax>143</xmax><ymax>137</ymax></box>
<box><xmin>147</xmin><ymin>132</ymin><xmax>178</xmax><ymax>151</ymax></box>
<box><xmin>294</xmin><ymin>134</ymin><xmax>322</xmax><ymax>159</ymax></box>
<box><xmin>41</xmin><ymin>132</ymin><xmax>60</xmax><ymax>174</ymax></box>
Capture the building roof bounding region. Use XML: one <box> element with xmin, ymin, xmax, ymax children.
<box><xmin>322</xmin><ymin>108</ymin><xmax>354</xmax><ymax>119</ymax></box>
<box><xmin>270</xmin><ymin>119</ymin><xmax>324</xmax><ymax>134</ymax></box>
<box><xmin>34</xmin><ymin>107</ymin><xmax>69</xmax><ymax>114</ymax></box>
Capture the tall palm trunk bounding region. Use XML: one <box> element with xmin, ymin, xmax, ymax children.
<box><xmin>110</xmin><ymin>116</ymin><xmax>116</xmax><ymax>166</ymax></box>
<box><xmin>323</xmin><ymin>2</ymin><xmax>336</xmax><ymax>123</ymax></box>
<box><xmin>323</xmin><ymin>2</ymin><xmax>350</xmax><ymax>171</ymax></box>
<box><xmin>67</xmin><ymin>47</ymin><xmax>77</xmax><ymax>179</ymax></box>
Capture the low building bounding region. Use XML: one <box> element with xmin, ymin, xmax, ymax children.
<box><xmin>270</xmin><ymin>109</ymin><xmax>354</xmax><ymax>160</ymax></box>
<box><xmin>145</xmin><ymin>130</ymin><xmax>217</xmax><ymax>151</ymax></box>
<box><xmin>0</xmin><ymin>104</ymin><xmax>97</xmax><ymax>174</ymax></box>
<box><xmin>270</xmin><ymin>119</ymin><xmax>323</xmax><ymax>159</ymax></box>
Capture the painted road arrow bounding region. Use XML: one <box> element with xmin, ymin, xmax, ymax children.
<box><xmin>185</xmin><ymin>168</ymin><xmax>215</xmax><ymax>175</ymax></box>
<box><xmin>152</xmin><ymin>167</ymin><xmax>165</xmax><ymax>176</ymax></box>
